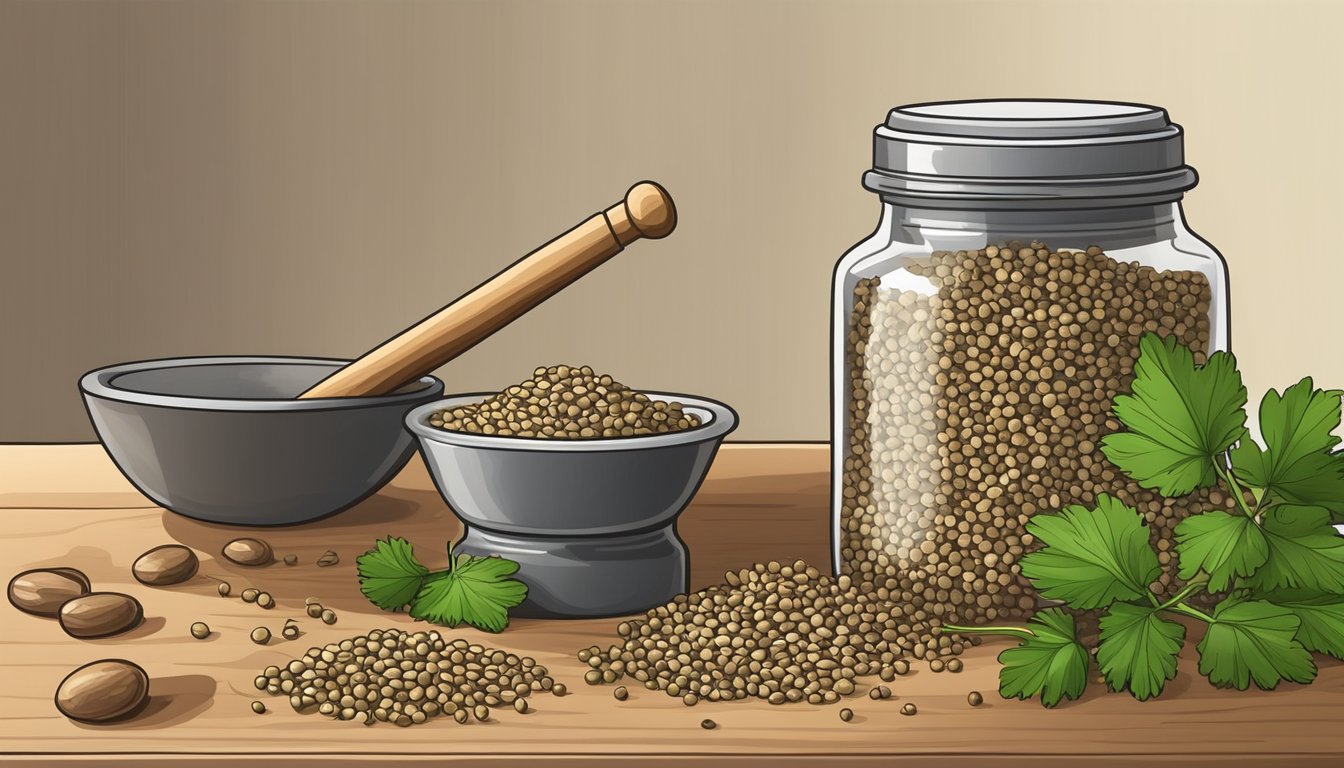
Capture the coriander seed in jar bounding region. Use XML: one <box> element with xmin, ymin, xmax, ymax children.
<box><xmin>832</xmin><ymin>100</ymin><xmax>1233</xmax><ymax>625</ymax></box>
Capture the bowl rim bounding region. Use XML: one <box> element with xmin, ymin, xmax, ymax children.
<box><xmin>79</xmin><ymin>356</ymin><xmax>444</xmax><ymax>412</ymax></box>
<box><xmin>405</xmin><ymin>391</ymin><xmax>739</xmax><ymax>452</ymax></box>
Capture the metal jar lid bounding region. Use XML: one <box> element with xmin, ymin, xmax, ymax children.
<box><xmin>863</xmin><ymin>99</ymin><xmax>1198</xmax><ymax>208</ymax></box>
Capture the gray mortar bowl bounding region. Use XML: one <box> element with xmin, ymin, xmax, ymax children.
<box><xmin>80</xmin><ymin>357</ymin><xmax>444</xmax><ymax>526</ymax></box>
<box><xmin>406</xmin><ymin>393</ymin><xmax>738</xmax><ymax>617</ymax></box>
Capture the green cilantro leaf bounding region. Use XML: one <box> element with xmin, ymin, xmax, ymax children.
<box><xmin>1173</xmin><ymin>510</ymin><xmax>1269</xmax><ymax>591</ymax></box>
<box><xmin>1263</xmin><ymin>590</ymin><xmax>1344</xmax><ymax>661</ymax></box>
<box><xmin>997</xmin><ymin>608</ymin><xmax>1090</xmax><ymax>708</ymax></box>
<box><xmin>1019</xmin><ymin>493</ymin><xmax>1160</xmax><ymax>609</ymax></box>
<box><xmin>1242</xmin><ymin>505</ymin><xmax>1344</xmax><ymax>594</ymax></box>
<box><xmin>1196</xmin><ymin>598</ymin><xmax>1316</xmax><ymax>690</ymax></box>
<box><xmin>408</xmin><ymin>553</ymin><xmax>528</xmax><ymax>633</ymax></box>
<box><xmin>356</xmin><ymin>537</ymin><xmax>430</xmax><ymax>611</ymax></box>
<box><xmin>1231</xmin><ymin>378</ymin><xmax>1344</xmax><ymax>521</ymax></box>
<box><xmin>1096</xmin><ymin>602</ymin><xmax>1185</xmax><ymax>701</ymax></box>
<box><xmin>1101</xmin><ymin>333</ymin><xmax>1247</xmax><ymax>496</ymax></box>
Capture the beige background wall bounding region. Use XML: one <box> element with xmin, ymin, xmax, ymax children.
<box><xmin>1</xmin><ymin>0</ymin><xmax>1338</xmax><ymax>442</ymax></box>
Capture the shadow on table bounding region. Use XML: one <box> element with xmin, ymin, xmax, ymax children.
<box><xmin>72</xmin><ymin>674</ymin><xmax>216</xmax><ymax>730</ymax></box>
<box><xmin>149</xmin><ymin>458</ymin><xmax>833</xmax><ymax>619</ymax></box>
<box><xmin>158</xmin><ymin>487</ymin><xmax>459</xmax><ymax>614</ymax></box>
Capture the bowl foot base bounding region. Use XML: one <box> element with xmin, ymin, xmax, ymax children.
<box><xmin>456</xmin><ymin>525</ymin><xmax>687</xmax><ymax>619</ymax></box>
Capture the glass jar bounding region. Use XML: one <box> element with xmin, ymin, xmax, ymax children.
<box><xmin>831</xmin><ymin>100</ymin><xmax>1232</xmax><ymax>632</ymax></box>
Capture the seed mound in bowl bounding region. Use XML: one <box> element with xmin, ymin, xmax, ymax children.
<box><xmin>428</xmin><ymin>365</ymin><xmax>701</xmax><ymax>439</ymax></box>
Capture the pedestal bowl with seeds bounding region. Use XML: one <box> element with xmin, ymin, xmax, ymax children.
<box><xmin>407</xmin><ymin>366</ymin><xmax>737</xmax><ymax>619</ymax></box>
<box><xmin>831</xmin><ymin>100</ymin><xmax>1230</xmax><ymax>652</ymax></box>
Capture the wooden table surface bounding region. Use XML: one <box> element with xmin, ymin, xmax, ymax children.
<box><xmin>1</xmin><ymin>443</ymin><xmax>1342</xmax><ymax>767</ymax></box>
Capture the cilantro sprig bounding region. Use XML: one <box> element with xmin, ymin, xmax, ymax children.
<box><xmin>944</xmin><ymin>333</ymin><xmax>1344</xmax><ymax>705</ymax></box>
<box><xmin>356</xmin><ymin>537</ymin><xmax>528</xmax><ymax>633</ymax></box>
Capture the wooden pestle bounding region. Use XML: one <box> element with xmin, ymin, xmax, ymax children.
<box><xmin>298</xmin><ymin>181</ymin><xmax>677</xmax><ymax>399</ymax></box>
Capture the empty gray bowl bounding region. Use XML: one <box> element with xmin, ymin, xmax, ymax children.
<box><xmin>406</xmin><ymin>393</ymin><xmax>738</xmax><ymax>617</ymax></box>
<box><xmin>80</xmin><ymin>356</ymin><xmax>444</xmax><ymax>526</ymax></box>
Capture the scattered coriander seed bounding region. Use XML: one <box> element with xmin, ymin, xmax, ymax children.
<box><xmin>682</xmin><ymin>693</ymin><xmax>697</xmax><ymax>707</ymax></box>
<box><xmin>253</xmin><ymin>629</ymin><xmax>556</xmax><ymax>727</ymax></box>
<box><xmin>256</xmin><ymin>592</ymin><xmax>274</xmax><ymax>609</ymax></box>
<box><xmin>552</xmin><ymin>683</ymin><xmax>567</xmax><ymax>697</ymax></box>
<box><xmin>241</xmin><ymin>588</ymin><xmax>259</xmax><ymax>604</ymax></box>
<box><xmin>929</xmin><ymin>659</ymin><xmax>945</xmax><ymax>673</ymax></box>
<box><xmin>701</xmin><ymin>719</ymin><xmax>717</xmax><ymax>730</ymax></box>
<box><xmin>901</xmin><ymin>703</ymin><xmax>917</xmax><ymax>716</ymax></box>
<box><xmin>947</xmin><ymin>659</ymin><xmax>963</xmax><ymax>673</ymax></box>
<box><xmin>879</xmin><ymin>685</ymin><xmax>891</xmax><ymax>699</ymax></box>
<box><xmin>839</xmin><ymin>708</ymin><xmax>854</xmax><ymax>722</ymax></box>
<box><xmin>428</xmin><ymin>365</ymin><xmax>702</xmax><ymax>440</ymax></box>
<box><xmin>282</xmin><ymin>620</ymin><xmax>300</xmax><ymax>640</ymax></box>
<box><xmin>613</xmin><ymin>686</ymin><xmax>628</xmax><ymax>701</ymax></box>
<box><xmin>968</xmin><ymin>691</ymin><xmax>984</xmax><ymax>707</ymax></box>
<box><xmin>316</xmin><ymin>551</ymin><xmax>340</xmax><ymax>568</ymax></box>
<box><xmin>306</xmin><ymin>603</ymin><xmax>324</xmax><ymax>619</ymax></box>
<box><xmin>283</xmin><ymin>555</ymin><xmax>298</xmax><ymax>566</ymax></box>
<box><xmin>250</xmin><ymin>627</ymin><xmax>271</xmax><ymax>645</ymax></box>
<box><xmin>878</xmin><ymin>667</ymin><xmax>896</xmax><ymax>682</ymax></box>
<box><xmin>217</xmin><ymin>582</ymin><xmax>231</xmax><ymax>597</ymax></box>
<box><xmin>320</xmin><ymin>609</ymin><xmax>336</xmax><ymax>625</ymax></box>
<box><xmin>189</xmin><ymin>621</ymin><xmax>210</xmax><ymax>639</ymax></box>
<box><xmin>251</xmin><ymin>701</ymin><xmax>266</xmax><ymax>714</ymax></box>
<box><xmin>574</xmin><ymin>560</ymin><xmax>963</xmax><ymax>706</ymax></box>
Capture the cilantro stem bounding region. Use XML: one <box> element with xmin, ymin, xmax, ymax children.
<box><xmin>1214</xmin><ymin>458</ymin><xmax>1258</xmax><ymax>521</ymax></box>
<box><xmin>1165</xmin><ymin>602</ymin><xmax>1215</xmax><ymax>624</ymax></box>
<box><xmin>939</xmin><ymin>623</ymin><xmax>1035</xmax><ymax>640</ymax></box>
<box><xmin>1157</xmin><ymin>575</ymin><xmax>1208</xmax><ymax>612</ymax></box>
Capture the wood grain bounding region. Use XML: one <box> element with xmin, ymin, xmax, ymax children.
<box><xmin>1</xmin><ymin>443</ymin><xmax>1341</xmax><ymax>767</ymax></box>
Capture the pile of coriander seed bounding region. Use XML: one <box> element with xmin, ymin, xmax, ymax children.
<box><xmin>254</xmin><ymin>629</ymin><xmax>558</xmax><ymax>727</ymax></box>
<box><xmin>578</xmin><ymin>560</ymin><xmax>977</xmax><ymax>706</ymax></box>
<box><xmin>428</xmin><ymin>365</ymin><xmax>700</xmax><ymax>439</ymax></box>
